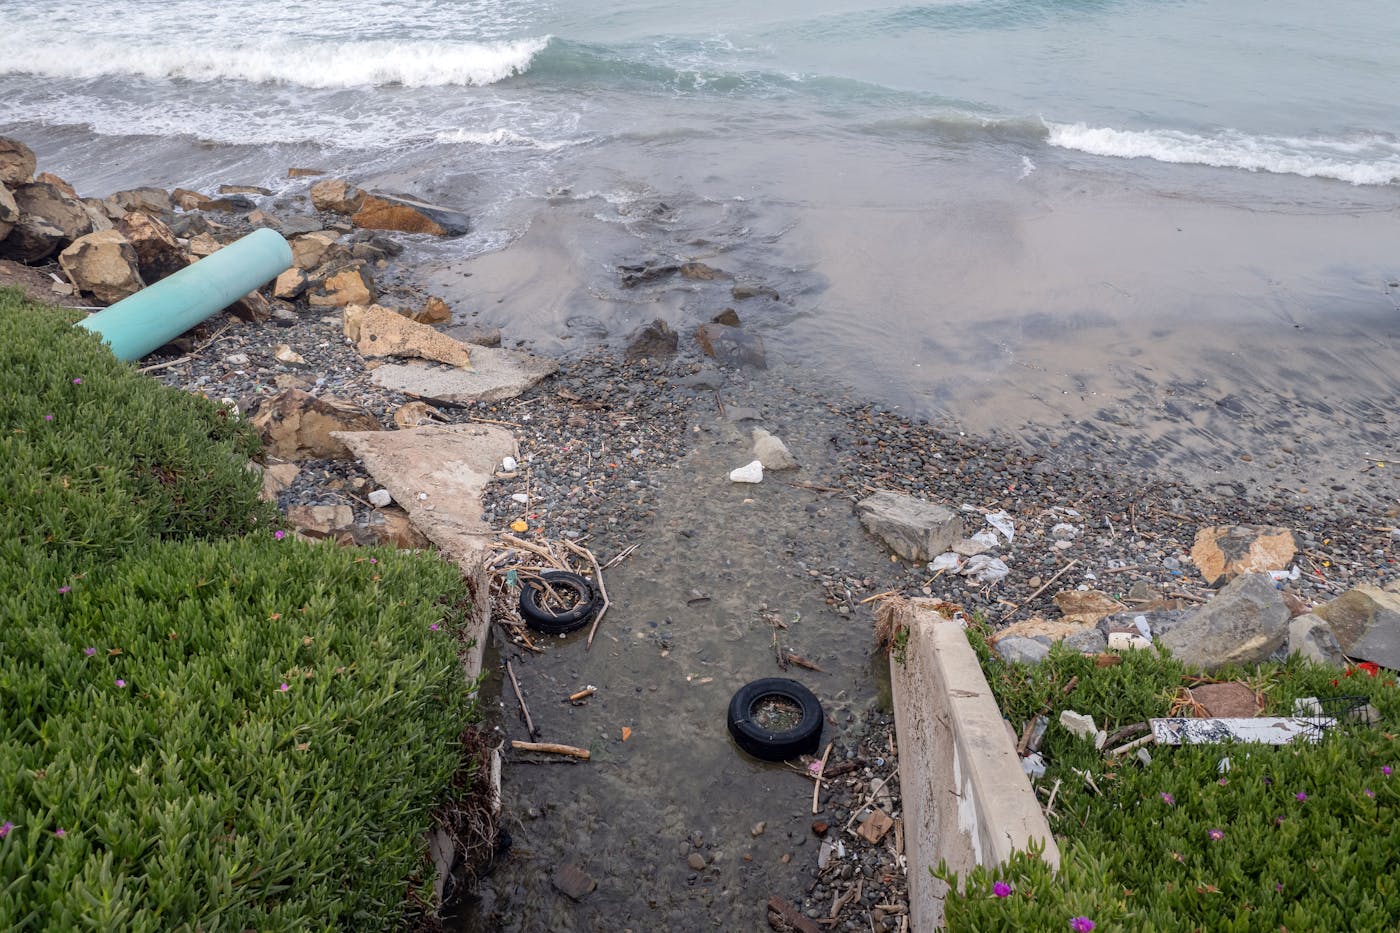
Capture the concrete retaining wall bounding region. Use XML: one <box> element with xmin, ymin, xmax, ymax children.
<box><xmin>889</xmin><ymin>599</ymin><xmax>1059</xmax><ymax>929</ymax></box>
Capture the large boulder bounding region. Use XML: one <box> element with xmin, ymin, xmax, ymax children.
<box><xmin>3</xmin><ymin>182</ymin><xmax>93</xmax><ymax>261</ymax></box>
<box><xmin>105</xmin><ymin>187</ymin><xmax>174</xmax><ymax>217</ymax></box>
<box><xmin>0</xmin><ymin>183</ymin><xmax>17</xmax><ymax>242</ymax></box>
<box><xmin>1190</xmin><ymin>524</ymin><xmax>1297</xmax><ymax>586</ymax></box>
<box><xmin>351</xmin><ymin>192</ymin><xmax>469</xmax><ymax>237</ymax></box>
<box><xmin>248</xmin><ymin>389</ymin><xmax>380</xmax><ymax>461</ymax></box>
<box><xmin>0</xmin><ymin>137</ymin><xmax>36</xmax><ymax>187</ymax></box>
<box><xmin>1287</xmin><ymin>614</ymin><xmax>1348</xmax><ymax>668</ymax></box>
<box><xmin>306</xmin><ymin>260</ymin><xmax>376</xmax><ymax>308</ymax></box>
<box><xmin>310</xmin><ymin>179</ymin><xmax>366</xmax><ymax>215</ymax></box>
<box><xmin>58</xmin><ymin>230</ymin><xmax>145</xmax><ymax>303</ymax></box>
<box><xmin>856</xmin><ymin>491</ymin><xmax>964</xmax><ymax>563</ymax></box>
<box><xmin>343</xmin><ymin>303</ymin><xmax>472</xmax><ymax>367</ymax></box>
<box><xmin>1312</xmin><ymin>584</ymin><xmax>1400</xmax><ymax>670</ymax></box>
<box><xmin>625</xmin><ymin>318</ymin><xmax>678</xmax><ymax>361</ymax></box>
<box><xmin>116</xmin><ymin>210</ymin><xmax>187</xmax><ymax>282</ymax></box>
<box><xmin>0</xmin><ymin>214</ymin><xmax>67</xmax><ymax>263</ymax></box>
<box><xmin>1159</xmin><ymin>573</ymin><xmax>1289</xmax><ymax>671</ymax></box>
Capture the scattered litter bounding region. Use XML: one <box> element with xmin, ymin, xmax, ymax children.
<box><xmin>1150</xmin><ymin>717</ymin><xmax>1325</xmax><ymax>746</ymax></box>
<box><xmin>1059</xmin><ymin>710</ymin><xmax>1106</xmax><ymax>749</ymax></box>
<box><xmin>1107</xmin><ymin>631</ymin><xmax>1152</xmax><ymax>651</ymax></box>
<box><xmin>1051</xmin><ymin>522</ymin><xmax>1078</xmax><ymax>541</ymax></box>
<box><xmin>971</xmin><ymin>529</ymin><xmax>1000</xmax><ymax>549</ymax></box>
<box><xmin>856</xmin><ymin>808</ymin><xmax>895</xmax><ymax>844</ymax></box>
<box><xmin>729</xmin><ymin>460</ymin><xmax>764</xmax><ymax>483</ymax></box>
<box><xmin>928</xmin><ymin>553</ymin><xmax>961</xmax><ymax>572</ymax></box>
<box><xmin>1269</xmin><ymin>567</ymin><xmax>1301</xmax><ymax>582</ymax></box>
<box><xmin>960</xmin><ymin>554</ymin><xmax>1009</xmax><ymax>583</ymax></box>
<box><xmin>511</xmin><ymin>493</ymin><xmax>530</xmax><ymax>504</ymax></box>
<box><xmin>1132</xmin><ymin>615</ymin><xmax>1152</xmax><ymax>640</ymax></box>
<box><xmin>1218</xmin><ymin>756</ymin><xmax>1231</xmax><ymax>774</ymax></box>
<box><xmin>1021</xmin><ymin>752</ymin><xmax>1047</xmax><ymax>778</ymax></box>
<box><xmin>985</xmin><ymin>510</ymin><xmax>1016</xmax><ymax>542</ymax></box>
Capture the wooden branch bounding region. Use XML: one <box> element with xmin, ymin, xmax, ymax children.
<box><xmin>997</xmin><ymin>558</ymin><xmax>1079</xmax><ymax>622</ymax></box>
<box><xmin>812</xmin><ymin>742</ymin><xmax>833</xmax><ymax>814</ymax></box>
<box><xmin>510</xmin><ymin>741</ymin><xmax>590</xmax><ymax>760</ymax></box>
<box><xmin>565</xmin><ymin>541</ymin><xmax>610</xmax><ymax>650</ymax></box>
<box><xmin>505</xmin><ymin>660</ymin><xmax>537</xmax><ymax>739</ymax></box>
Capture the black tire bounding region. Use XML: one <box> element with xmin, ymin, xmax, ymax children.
<box><xmin>519</xmin><ymin>571</ymin><xmax>598</xmax><ymax>634</ymax></box>
<box><xmin>726</xmin><ymin>678</ymin><xmax>824</xmax><ymax>761</ymax></box>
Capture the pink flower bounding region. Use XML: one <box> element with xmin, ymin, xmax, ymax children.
<box><xmin>1207</xmin><ymin>828</ymin><xmax>1224</xmax><ymax>841</ymax></box>
<box><xmin>83</xmin><ymin>647</ymin><xmax>96</xmax><ymax>657</ymax></box>
<box><xmin>71</xmin><ymin>378</ymin><xmax>82</xmax><ymax>385</ymax></box>
<box><xmin>0</xmin><ymin>821</ymin><xmax>12</xmax><ymax>838</ymax></box>
<box><xmin>1384</xmin><ymin>766</ymin><xmax>1393</xmax><ymax>777</ymax></box>
<box><xmin>1069</xmin><ymin>918</ymin><xmax>1095</xmax><ymax>932</ymax></box>
<box><xmin>278</xmin><ymin>683</ymin><xmax>290</xmax><ymax>692</ymax></box>
<box><xmin>44</xmin><ymin>414</ymin><xmax>54</xmax><ymax>422</ymax></box>
<box><xmin>1365</xmin><ymin>788</ymin><xmax>1375</xmax><ymax>799</ymax></box>
<box><xmin>115</xmin><ymin>679</ymin><xmax>126</xmax><ymax>688</ymax></box>
<box><xmin>429</xmin><ymin>623</ymin><xmax>440</xmax><ymax>631</ymax></box>
<box><xmin>58</xmin><ymin>586</ymin><xmax>70</xmax><ymax>594</ymax></box>
<box><xmin>1295</xmin><ymin>791</ymin><xmax>1307</xmax><ymax>802</ymax></box>
<box><xmin>274</xmin><ymin>530</ymin><xmax>286</xmax><ymax>540</ymax></box>
<box><xmin>1218</xmin><ymin>778</ymin><xmax>1228</xmax><ymax>786</ymax></box>
<box><xmin>370</xmin><ymin>558</ymin><xmax>377</xmax><ymax>564</ymax></box>
<box><xmin>1160</xmin><ymin>792</ymin><xmax>1175</xmax><ymax>805</ymax></box>
<box><xmin>1275</xmin><ymin>882</ymin><xmax>1284</xmax><ymax>893</ymax></box>
<box><xmin>53</xmin><ymin>828</ymin><xmax>66</xmax><ymax>838</ymax></box>
<box><xmin>993</xmin><ymin>881</ymin><xmax>1012</xmax><ymax>898</ymax></box>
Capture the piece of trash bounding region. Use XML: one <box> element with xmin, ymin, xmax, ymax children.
<box><xmin>960</xmin><ymin>554</ymin><xmax>1010</xmax><ymax>583</ymax></box>
<box><xmin>1108</xmin><ymin>631</ymin><xmax>1152</xmax><ymax>651</ymax></box>
<box><xmin>502</xmin><ymin>455</ymin><xmax>518</xmax><ymax>472</ymax></box>
<box><xmin>1135</xmin><ymin>747</ymin><xmax>1153</xmax><ymax>766</ymax></box>
<box><xmin>808</xmin><ymin>759</ymin><xmax>824</xmax><ymax>777</ymax></box>
<box><xmin>986</xmin><ymin>510</ymin><xmax>1016</xmax><ymax>542</ymax></box>
<box><xmin>509</xmin><ymin>519</ymin><xmax>529</xmax><ymax>532</ymax></box>
<box><xmin>971</xmin><ymin>529</ymin><xmax>1000</xmax><ymax>549</ymax></box>
<box><xmin>1150</xmin><ymin>717</ymin><xmax>1327</xmax><ymax>747</ymax></box>
<box><xmin>817</xmin><ymin>839</ymin><xmax>834</xmax><ymax>869</ymax></box>
<box><xmin>505</xmin><ymin>569</ymin><xmax>518</xmax><ymax>588</ymax></box>
<box><xmin>929</xmin><ymin>553</ymin><xmax>961</xmax><ymax>572</ymax></box>
<box><xmin>1218</xmin><ymin>756</ymin><xmax>1231</xmax><ymax>774</ymax></box>
<box><xmin>1293</xmin><ymin>696</ymin><xmax>1323</xmax><ymax>716</ymax></box>
<box><xmin>1269</xmin><ymin>567</ymin><xmax>1301</xmax><ymax>582</ymax></box>
<box><xmin>621</xmin><ymin>726</ymin><xmax>632</xmax><ymax>742</ymax></box>
<box><xmin>856</xmin><ymin>808</ymin><xmax>895</xmax><ymax>845</ymax></box>
<box><xmin>1060</xmin><ymin>710</ymin><xmax>1099</xmax><ymax>743</ymax></box>
<box><xmin>511</xmin><ymin>493</ymin><xmax>530</xmax><ymax>504</ymax></box>
<box><xmin>1022</xmin><ymin>714</ymin><xmax>1050</xmax><ymax>754</ymax></box>
<box><xmin>1133</xmin><ymin>615</ymin><xmax>1152</xmax><ymax>640</ymax></box>
<box><xmin>729</xmin><ymin>460</ymin><xmax>764</xmax><ymax>483</ymax></box>
<box><xmin>1021</xmin><ymin>752</ymin><xmax>1047</xmax><ymax>778</ymax></box>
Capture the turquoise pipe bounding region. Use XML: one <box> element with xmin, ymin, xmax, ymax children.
<box><xmin>77</xmin><ymin>227</ymin><xmax>293</xmax><ymax>361</ymax></box>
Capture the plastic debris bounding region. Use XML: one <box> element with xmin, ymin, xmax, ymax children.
<box><xmin>509</xmin><ymin>519</ymin><xmax>528</xmax><ymax>532</ymax></box>
<box><xmin>511</xmin><ymin>493</ymin><xmax>530</xmax><ymax>504</ymax></box>
<box><xmin>1269</xmin><ymin>567</ymin><xmax>1301</xmax><ymax>582</ymax></box>
<box><xmin>960</xmin><ymin>554</ymin><xmax>1010</xmax><ymax>583</ymax></box>
<box><xmin>1021</xmin><ymin>752</ymin><xmax>1047</xmax><ymax>778</ymax></box>
<box><xmin>928</xmin><ymin>552</ymin><xmax>962</xmax><ymax>572</ymax></box>
<box><xmin>970</xmin><ymin>529</ymin><xmax>1000</xmax><ymax>549</ymax></box>
<box><xmin>985</xmin><ymin>510</ymin><xmax>1016</xmax><ymax>541</ymax></box>
<box><xmin>728</xmin><ymin>460</ymin><xmax>764</xmax><ymax>483</ymax></box>
<box><xmin>1108</xmin><ymin>631</ymin><xmax>1152</xmax><ymax>651</ymax></box>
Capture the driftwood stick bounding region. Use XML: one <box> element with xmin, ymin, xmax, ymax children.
<box><xmin>505</xmin><ymin>660</ymin><xmax>537</xmax><ymax>739</ymax></box>
<box><xmin>998</xmin><ymin>559</ymin><xmax>1079</xmax><ymax>622</ymax></box>
<box><xmin>564</xmin><ymin>541</ymin><xmax>610</xmax><ymax>650</ymax></box>
<box><xmin>511</xmin><ymin>740</ymin><xmax>590</xmax><ymax>760</ymax></box>
<box><xmin>812</xmin><ymin>742</ymin><xmax>833</xmax><ymax>814</ymax></box>
<box><xmin>498</xmin><ymin>533</ymin><xmax>562</xmax><ymax>565</ymax></box>
<box><xmin>601</xmin><ymin>543</ymin><xmax>640</xmax><ymax>570</ymax></box>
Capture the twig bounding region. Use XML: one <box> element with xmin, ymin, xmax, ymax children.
<box><xmin>790</xmin><ymin>481</ymin><xmax>845</xmax><ymax>494</ymax></box>
<box><xmin>1101</xmin><ymin>565</ymin><xmax>1142</xmax><ymax>575</ymax></box>
<box><xmin>1107</xmin><ymin>734</ymin><xmax>1155</xmax><ymax>758</ymax></box>
<box><xmin>137</xmin><ymin>321</ymin><xmax>233</xmax><ymax>372</ymax></box>
<box><xmin>812</xmin><ymin>742</ymin><xmax>833</xmax><ymax>814</ymax></box>
<box><xmin>505</xmin><ymin>660</ymin><xmax>537</xmax><ymax>739</ymax></box>
<box><xmin>499</xmin><ymin>533</ymin><xmax>562</xmax><ymax>565</ymax></box>
<box><xmin>1165</xmin><ymin>590</ymin><xmax>1209</xmax><ymax>604</ymax></box>
<box><xmin>567</xmin><ymin>687</ymin><xmax>596</xmax><ymax>702</ymax></box>
<box><xmin>601</xmin><ymin>543</ymin><xmax>640</xmax><ymax>570</ymax></box>
<box><xmin>998</xmin><ymin>559</ymin><xmax>1079</xmax><ymax>622</ymax></box>
<box><xmin>510</xmin><ymin>740</ymin><xmax>590</xmax><ymax>760</ymax></box>
<box><xmin>564</xmin><ymin>541</ymin><xmax>610</xmax><ymax>650</ymax></box>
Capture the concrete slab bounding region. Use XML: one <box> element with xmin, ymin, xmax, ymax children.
<box><xmin>889</xmin><ymin>598</ymin><xmax>1058</xmax><ymax>929</ymax></box>
<box><xmin>370</xmin><ymin>346</ymin><xmax>559</xmax><ymax>404</ymax></box>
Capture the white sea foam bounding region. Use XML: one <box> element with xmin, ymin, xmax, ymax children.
<box><xmin>1017</xmin><ymin>155</ymin><xmax>1037</xmax><ymax>180</ymax></box>
<box><xmin>1046</xmin><ymin>122</ymin><xmax>1400</xmax><ymax>186</ymax></box>
<box><xmin>435</xmin><ymin>128</ymin><xmax>589</xmax><ymax>151</ymax></box>
<box><xmin>0</xmin><ymin>36</ymin><xmax>549</xmax><ymax>88</ymax></box>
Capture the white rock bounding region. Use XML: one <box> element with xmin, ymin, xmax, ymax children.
<box><xmin>368</xmin><ymin>488</ymin><xmax>392</xmax><ymax>508</ymax></box>
<box><xmin>502</xmin><ymin>456</ymin><xmax>518</xmax><ymax>472</ymax></box>
<box><xmin>224</xmin><ymin>353</ymin><xmax>250</xmax><ymax>366</ymax></box>
<box><xmin>510</xmin><ymin>493</ymin><xmax>529</xmax><ymax>504</ymax></box>
<box><xmin>1051</xmin><ymin>522</ymin><xmax>1078</xmax><ymax>540</ymax></box>
<box><xmin>729</xmin><ymin>460</ymin><xmax>764</xmax><ymax>483</ymax></box>
<box><xmin>1059</xmin><ymin>710</ymin><xmax>1099</xmax><ymax>743</ymax></box>
<box><xmin>274</xmin><ymin>344</ymin><xmax>308</xmax><ymax>366</ymax></box>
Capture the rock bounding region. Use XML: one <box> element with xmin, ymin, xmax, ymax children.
<box><xmin>201</xmin><ymin>194</ymin><xmax>257</xmax><ymax>213</ymax></box>
<box><xmin>285</xmin><ymin>503</ymin><xmax>355</xmax><ymax>538</ymax></box>
<box><xmin>1288</xmin><ymin>614</ymin><xmax>1347</xmax><ymax>668</ymax></box>
<box><xmin>457</xmin><ymin>326</ymin><xmax>502</xmax><ymax>348</ymax></box>
<box><xmin>370</xmin><ymin>348</ymin><xmax>559</xmax><ymax>404</ymax></box>
<box><xmin>368</xmin><ymin>488</ymin><xmax>393</xmax><ymax>508</ymax></box>
<box><xmin>1313</xmin><ymin>585</ymin><xmax>1400</xmax><ymax>670</ymax></box>
<box><xmin>306</xmin><ymin>260</ymin><xmax>376</xmax><ymax>308</ymax></box>
<box><xmin>618</xmin><ymin>261</ymin><xmax>679</xmax><ymax>287</ymax></box>
<box><xmin>679</xmin><ymin>261</ymin><xmax>727</xmax><ymax>280</ymax></box>
<box><xmin>1159</xmin><ymin>573</ymin><xmax>1290</xmax><ymax>671</ymax></box>
<box><xmin>172</xmin><ymin>188</ymin><xmax>212</xmax><ymax>211</ymax></box>
<box><xmin>105</xmin><ymin>187</ymin><xmax>174</xmax><ymax>217</ymax></box>
<box><xmin>1098</xmin><ymin>609</ymin><xmax>1192</xmax><ymax>641</ymax></box>
<box><xmin>0</xmin><ymin>214</ymin><xmax>66</xmax><ymax>264</ymax></box>
<box><xmin>552</xmin><ymin>863</ymin><xmax>597</xmax><ymax>901</ymax></box>
<box><xmin>226</xmin><ymin>290</ymin><xmax>271</xmax><ymax>324</ymax></box>
<box><xmin>273</xmin><ymin>267</ymin><xmax>309</xmax><ymax>299</ymax></box>
<box><xmin>4</xmin><ymin>182</ymin><xmax>93</xmax><ymax>262</ymax></box>
<box><xmin>856</xmin><ymin>491</ymin><xmax>963</xmax><ymax>562</ymax></box>
<box><xmin>0</xmin><ymin>183</ymin><xmax>17</xmax><ymax>242</ymax></box>
<box><xmin>35</xmin><ymin>173</ymin><xmax>78</xmax><ymax>199</ymax></box>
<box><xmin>624</xmin><ymin>318</ymin><xmax>678</xmax><ymax>361</ymax></box>
<box><xmin>731</xmin><ymin>283</ymin><xmax>779</xmax><ymax>301</ymax></box>
<box><xmin>1059</xmin><ymin>710</ymin><xmax>1101</xmax><ymax>744</ymax></box>
<box><xmin>182</xmin><ymin>234</ymin><xmax>221</xmax><ymax>260</ymax></box>
<box><xmin>248</xmin><ymin>389</ymin><xmax>380</xmax><ymax>461</ymax></box>
<box><xmin>694</xmin><ymin>322</ymin><xmax>766</xmax><ymax>368</ymax></box>
<box><xmin>276</xmin><ymin>214</ymin><xmax>324</xmax><ymax>237</ymax></box>
<box><xmin>219</xmin><ymin>184</ymin><xmax>272</xmax><ymax>196</ymax></box>
<box><xmin>352</xmin><ymin>191</ymin><xmax>469</xmax><ymax>236</ymax></box>
<box><xmin>343</xmin><ymin>303</ymin><xmax>472</xmax><ymax>367</ymax></box>
<box><xmin>994</xmin><ymin>617</ymin><xmax>1098</xmax><ymax>644</ymax></box>
<box><xmin>752</xmin><ymin>428</ymin><xmax>798</xmax><ymax>471</ymax></box>
<box><xmin>372</xmin><ymin>506</ymin><xmax>433</xmax><ymax>550</ymax></box>
<box><xmin>57</xmin><ymin>230</ymin><xmax>145</xmax><ymax>303</ymax></box>
<box><xmin>393</xmin><ymin>400</ymin><xmax>438</xmax><ymax>429</ymax></box>
<box><xmin>729</xmin><ymin>460</ymin><xmax>764</xmax><ymax>483</ymax></box>
<box><xmin>995</xmin><ymin>635</ymin><xmax>1049</xmax><ymax>665</ymax></box>
<box><xmin>1053</xmin><ymin>590</ymin><xmax>1127</xmax><ymax>625</ymax></box>
<box><xmin>116</xmin><ymin>211</ymin><xmax>187</xmax><ymax>282</ymax></box>
<box><xmin>686</xmin><ymin>853</ymin><xmax>706</xmax><ymax>871</ymax></box>
<box><xmin>258</xmin><ymin>462</ymin><xmax>300</xmax><ymax>501</ymax></box>
<box><xmin>1191</xmin><ymin>524</ymin><xmax>1297</xmax><ymax>586</ymax></box>
<box><xmin>1186</xmin><ymin>681</ymin><xmax>1262</xmax><ymax>718</ymax></box>
<box><xmin>0</xmin><ymin>137</ymin><xmax>36</xmax><ymax>186</ymax></box>
<box><xmin>310</xmin><ymin>179</ymin><xmax>366</xmax><ymax>215</ymax></box>
<box><xmin>288</xmin><ymin>167</ymin><xmax>326</xmax><ymax>178</ymax></box>
<box><xmin>290</xmin><ymin>231</ymin><xmax>345</xmax><ymax>270</ymax></box>
<box><xmin>751</xmin><ymin>821</ymin><xmax>766</xmax><ymax>838</ymax></box>
<box><xmin>1063</xmin><ymin>627</ymin><xmax>1108</xmax><ymax>653</ymax></box>
<box><xmin>274</xmin><ymin>344</ymin><xmax>308</xmax><ymax>367</ymax></box>
<box><xmin>711</xmin><ymin>308</ymin><xmax>741</xmax><ymax>327</ymax></box>
<box><xmin>410</xmin><ymin>296</ymin><xmax>452</xmax><ymax>325</ymax></box>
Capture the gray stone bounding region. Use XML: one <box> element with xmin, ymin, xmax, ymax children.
<box><xmin>104</xmin><ymin>187</ymin><xmax>174</xmax><ymax>217</ymax></box>
<box><xmin>1063</xmin><ymin>628</ymin><xmax>1108</xmax><ymax>654</ymax></box>
<box><xmin>994</xmin><ymin>636</ymin><xmax>1049</xmax><ymax>665</ymax></box>
<box><xmin>624</xmin><ymin>318</ymin><xmax>678</xmax><ymax>360</ymax></box>
<box><xmin>723</xmin><ymin>406</ymin><xmax>761</xmax><ymax>423</ymax></box>
<box><xmin>1097</xmin><ymin>609</ymin><xmax>1190</xmax><ymax>640</ymax></box>
<box><xmin>694</xmin><ymin>322</ymin><xmax>766</xmax><ymax>369</ymax></box>
<box><xmin>370</xmin><ymin>346</ymin><xmax>559</xmax><ymax>404</ymax></box>
<box><xmin>1313</xmin><ymin>584</ymin><xmax>1400</xmax><ymax>670</ymax></box>
<box><xmin>3</xmin><ymin>182</ymin><xmax>93</xmax><ymax>262</ymax></box>
<box><xmin>552</xmin><ymin>862</ymin><xmax>597</xmax><ymax>901</ymax></box>
<box><xmin>752</xmin><ymin>428</ymin><xmax>798</xmax><ymax>471</ymax></box>
<box><xmin>1159</xmin><ymin>573</ymin><xmax>1289</xmax><ymax>671</ymax></box>
<box><xmin>856</xmin><ymin>491</ymin><xmax>963</xmax><ymax>562</ymax></box>
<box><xmin>731</xmin><ymin>283</ymin><xmax>779</xmax><ymax>301</ymax></box>
<box><xmin>1288</xmin><ymin>614</ymin><xmax>1347</xmax><ymax>668</ymax></box>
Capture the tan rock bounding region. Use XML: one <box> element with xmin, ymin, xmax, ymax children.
<box><xmin>679</xmin><ymin>261</ymin><xmax>727</xmax><ymax>280</ymax></box>
<box><xmin>393</xmin><ymin>400</ymin><xmax>439</xmax><ymax>429</ymax></box>
<box><xmin>1052</xmin><ymin>590</ymin><xmax>1128</xmax><ymax>626</ymax></box>
<box><xmin>1182</xmin><ymin>682</ymin><xmax>1263</xmax><ymax>718</ymax></box>
<box><xmin>290</xmin><ymin>231</ymin><xmax>344</xmax><ymax>270</ymax></box>
<box><xmin>249</xmin><ymin>388</ymin><xmax>380</xmax><ymax>461</ymax></box>
<box><xmin>259</xmin><ymin>461</ymin><xmax>300</xmax><ymax>501</ymax></box>
<box><xmin>310</xmin><ymin>178</ymin><xmax>366</xmax><ymax>215</ymax></box>
<box><xmin>1191</xmin><ymin>525</ymin><xmax>1297</xmax><ymax>586</ymax></box>
<box><xmin>1313</xmin><ymin>584</ymin><xmax>1400</xmax><ymax>670</ymax></box>
<box><xmin>173</xmin><ymin>188</ymin><xmax>212</xmax><ymax>211</ymax></box>
<box><xmin>991</xmin><ymin>617</ymin><xmax>1099</xmax><ymax>645</ymax></box>
<box><xmin>307</xmin><ymin>260</ymin><xmax>376</xmax><ymax>308</ymax></box>
<box><xmin>186</xmin><ymin>233</ymin><xmax>223</xmax><ymax>259</ymax></box>
<box><xmin>35</xmin><ymin>172</ymin><xmax>78</xmax><ymax>199</ymax></box>
<box><xmin>286</xmin><ymin>503</ymin><xmax>355</xmax><ymax>539</ymax></box>
<box><xmin>410</xmin><ymin>295</ymin><xmax>452</xmax><ymax>325</ymax></box>
<box><xmin>0</xmin><ymin>183</ymin><xmax>16</xmax><ymax>242</ymax></box>
<box><xmin>105</xmin><ymin>187</ymin><xmax>174</xmax><ymax>217</ymax></box>
<box><xmin>0</xmin><ymin>137</ymin><xmax>36</xmax><ymax>186</ymax></box>
<box><xmin>58</xmin><ymin>230</ymin><xmax>145</xmax><ymax>303</ymax></box>
<box><xmin>117</xmin><ymin>210</ymin><xmax>187</xmax><ymax>282</ymax></box>
<box><xmin>274</xmin><ymin>344</ymin><xmax>308</xmax><ymax>367</ymax></box>
<box><xmin>9</xmin><ymin>182</ymin><xmax>93</xmax><ymax>259</ymax></box>
<box><xmin>288</xmin><ymin>167</ymin><xmax>326</xmax><ymax>178</ymax></box>
<box><xmin>226</xmin><ymin>290</ymin><xmax>271</xmax><ymax>323</ymax></box>
<box><xmin>351</xmin><ymin>192</ymin><xmax>469</xmax><ymax>236</ymax></box>
<box><xmin>220</xmin><ymin>184</ymin><xmax>272</xmax><ymax>196</ymax></box>
<box><xmin>273</xmin><ymin>267</ymin><xmax>309</xmax><ymax>299</ymax></box>
<box><xmin>343</xmin><ymin>303</ymin><xmax>472</xmax><ymax>367</ymax></box>
<box><xmin>77</xmin><ymin>198</ymin><xmax>114</xmax><ymax>233</ymax></box>
<box><xmin>373</xmin><ymin>506</ymin><xmax>433</xmax><ymax>550</ymax></box>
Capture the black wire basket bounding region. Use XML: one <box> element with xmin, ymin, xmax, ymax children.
<box><xmin>1298</xmin><ymin>695</ymin><xmax>1373</xmax><ymax>742</ymax></box>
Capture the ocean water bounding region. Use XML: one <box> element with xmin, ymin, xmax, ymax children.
<box><xmin>3</xmin><ymin>0</ymin><xmax>1398</xmax><ymax>458</ymax></box>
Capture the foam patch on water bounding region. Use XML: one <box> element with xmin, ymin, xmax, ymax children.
<box><xmin>0</xmin><ymin>36</ymin><xmax>549</xmax><ymax>88</ymax></box>
<box><xmin>435</xmin><ymin>128</ymin><xmax>590</xmax><ymax>151</ymax></box>
<box><xmin>1046</xmin><ymin>122</ymin><xmax>1400</xmax><ymax>186</ymax></box>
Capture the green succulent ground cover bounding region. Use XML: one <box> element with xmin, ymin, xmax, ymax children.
<box><xmin>939</xmin><ymin>620</ymin><xmax>1400</xmax><ymax>931</ymax></box>
<box><xmin>0</xmin><ymin>290</ymin><xmax>478</xmax><ymax>930</ymax></box>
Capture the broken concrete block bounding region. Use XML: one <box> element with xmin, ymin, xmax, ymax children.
<box><xmin>343</xmin><ymin>303</ymin><xmax>472</xmax><ymax>367</ymax></box>
<box><xmin>856</xmin><ymin>491</ymin><xmax>963</xmax><ymax>563</ymax></box>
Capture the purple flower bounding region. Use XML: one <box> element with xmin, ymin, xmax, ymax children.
<box><xmin>1069</xmin><ymin>918</ymin><xmax>1096</xmax><ymax>932</ymax></box>
<box><xmin>1208</xmin><ymin>828</ymin><xmax>1224</xmax><ymax>841</ymax></box>
<box><xmin>1218</xmin><ymin>778</ymin><xmax>1228</xmax><ymax>786</ymax></box>
<box><xmin>0</xmin><ymin>821</ymin><xmax>12</xmax><ymax>838</ymax></box>
<box><xmin>369</xmin><ymin>558</ymin><xmax>377</xmax><ymax>564</ymax></box>
<box><xmin>1160</xmin><ymin>792</ymin><xmax>1175</xmax><ymax>806</ymax></box>
<box><xmin>58</xmin><ymin>586</ymin><xmax>70</xmax><ymax>594</ymax></box>
<box><xmin>44</xmin><ymin>414</ymin><xmax>54</xmax><ymax>422</ymax></box>
<box><xmin>1295</xmin><ymin>791</ymin><xmax>1307</xmax><ymax>802</ymax></box>
<box><xmin>71</xmin><ymin>378</ymin><xmax>83</xmax><ymax>385</ymax></box>
<box><xmin>993</xmin><ymin>881</ymin><xmax>1012</xmax><ymax>898</ymax></box>
<box><xmin>114</xmin><ymin>679</ymin><xmax>126</xmax><ymax>688</ymax></box>
<box><xmin>1384</xmin><ymin>766</ymin><xmax>1393</xmax><ymax>777</ymax></box>
<box><xmin>274</xmin><ymin>530</ymin><xmax>286</xmax><ymax>540</ymax></box>
<box><xmin>429</xmin><ymin>623</ymin><xmax>441</xmax><ymax>632</ymax></box>
<box><xmin>83</xmin><ymin>647</ymin><xmax>96</xmax><ymax>657</ymax></box>
<box><xmin>1275</xmin><ymin>883</ymin><xmax>1284</xmax><ymax>893</ymax></box>
<box><xmin>53</xmin><ymin>828</ymin><xmax>66</xmax><ymax>838</ymax></box>
<box><xmin>278</xmin><ymin>682</ymin><xmax>290</xmax><ymax>692</ymax></box>
<box><xmin>1366</xmin><ymin>788</ymin><xmax>1376</xmax><ymax>799</ymax></box>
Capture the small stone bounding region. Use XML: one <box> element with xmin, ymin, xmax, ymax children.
<box><xmin>687</xmin><ymin>853</ymin><xmax>706</xmax><ymax>871</ymax></box>
<box><xmin>551</xmin><ymin>863</ymin><xmax>596</xmax><ymax>901</ymax></box>
<box><xmin>729</xmin><ymin>460</ymin><xmax>763</xmax><ymax>483</ymax></box>
<box><xmin>368</xmin><ymin>488</ymin><xmax>393</xmax><ymax>508</ymax></box>
<box><xmin>502</xmin><ymin>456</ymin><xmax>519</xmax><ymax>472</ymax></box>
<box><xmin>750</xmin><ymin>821</ymin><xmax>766</xmax><ymax>838</ymax></box>
<box><xmin>812</xmin><ymin>820</ymin><xmax>829</xmax><ymax>836</ymax></box>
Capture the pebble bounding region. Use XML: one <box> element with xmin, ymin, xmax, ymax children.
<box><xmin>687</xmin><ymin>853</ymin><xmax>705</xmax><ymax>871</ymax></box>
